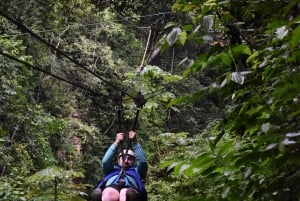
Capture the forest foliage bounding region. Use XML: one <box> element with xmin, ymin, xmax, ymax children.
<box><xmin>1</xmin><ymin>0</ymin><xmax>300</xmax><ymax>201</ymax></box>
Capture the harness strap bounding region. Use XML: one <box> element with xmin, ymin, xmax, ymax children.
<box><xmin>95</xmin><ymin>167</ymin><xmax>147</xmax><ymax>201</ymax></box>
<box><xmin>112</xmin><ymin>175</ymin><xmax>130</xmax><ymax>187</ymax></box>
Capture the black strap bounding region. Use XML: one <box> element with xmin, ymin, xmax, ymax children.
<box><xmin>123</xmin><ymin>91</ymin><xmax>147</xmax><ymax>157</ymax></box>
<box><xmin>112</xmin><ymin>92</ymin><xmax>124</xmax><ymax>132</ymax></box>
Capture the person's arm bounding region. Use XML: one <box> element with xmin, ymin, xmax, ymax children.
<box><xmin>132</xmin><ymin>141</ymin><xmax>148</xmax><ymax>180</ymax></box>
<box><xmin>128</xmin><ymin>130</ymin><xmax>148</xmax><ymax>180</ymax></box>
<box><xmin>102</xmin><ymin>133</ymin><xmax>124</xmax><ymax>175</ymax></box>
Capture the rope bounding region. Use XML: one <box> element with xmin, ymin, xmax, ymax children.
<box><xmin>120</xmin><ymin>26</ymin><xmax>153</xmax><ymax>159</ymax></box>
<box><xmin>137</xmin><ymin>27</ymin><xmax>153</xmax><ymax>74</ymax></box>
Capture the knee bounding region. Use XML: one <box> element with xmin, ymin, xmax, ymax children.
<box><xmin>120</xmin><ymin>188</ymin><xmax>138</xmax><ymax>201</ymax></box>
<box><xmin>91</xmin><ymin>188</ymin><xmax>102</xmax><ymax>201</ymax></box>
<box><xmin>102</xmin><ymin>187</ymin><xmax>119</xmax><ymax>201</ymax></box>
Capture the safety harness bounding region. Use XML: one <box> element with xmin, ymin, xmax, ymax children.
<box><xmin>95</xmin><ymin>166</ymin><xmax>147</xmax><ymax>201</ymax></box>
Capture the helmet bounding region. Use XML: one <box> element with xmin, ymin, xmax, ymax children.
<box><xmin>119</xmin><ymin>149</ymin><xmax>135</xmax><ymax>158</ymax></box>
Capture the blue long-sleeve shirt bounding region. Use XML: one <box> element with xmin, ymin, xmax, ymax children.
<box><xmin>102</xmin><ymin>141</ymin><xmax>148</xmax><ymax>181</ymax></box>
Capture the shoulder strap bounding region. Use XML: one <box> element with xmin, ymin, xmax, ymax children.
<box><xmin>125</xmin><ymin>168</ymin><xmax>147</xmax><ymax>197</ymax></box>
<box><xmin>96</xmin><ymin>166</ymin><xmax>121</xmax><ymax>188</ymax></box>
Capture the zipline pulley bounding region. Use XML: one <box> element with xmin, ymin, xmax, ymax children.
<box><xmin>133</xmin><ymin>91</ymin><xmax>147</xmax><ymax>109</ymax></box>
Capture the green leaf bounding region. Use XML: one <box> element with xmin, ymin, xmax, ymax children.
<box><xmin>191</xmin><ymin>152</ymin><xmax>214</xmax><ymax>168</ymax></box>
<box><xmin>199</xmin><ymin>165</ymin><xmax>218</xmax><ymax>176</ymax></box>
<box><xmin>231</xmin><ymin>44</ymin><xmax>251</xmax><ymax>56</ymax></box>
<box><xmin>143</xmin><ymin>101</ymin><xmax>158</xmax><ymax>110</ymax></box>
<box><xmin>288</xmin><ymin>50</ymin><xmax>300</xmax><ymax>63</ymax></box>
<box><xmin>245</xmin><ymin>105</ymin><xmax>264</xmax><ymax>116</ymax></box>
<box><xmin>257</xmin><ymin>112</ymin><xmax>271</xmax><ymax>119</ymax></box>
<box><xmin>234</xmin><ymin>150</ymin><xmax>259</xmax><ymax>167</ymax></box>
<box><xmin>220</xmin><ymin>52</ymin><xmax>232</xmax><ymax>67</ymax></box>
<box><xmin>287</xmin><ymin>109</ymin><xmax>300</xmax><ymax>119</ymax></box>
<box><xmin>211</xmin><ymin>124</ymin><xmax>226</xmax><ymax>149</ymax></box>
<box><xmin>164</xmin><ymin>22</ymin><xmax>177</xmax><ymax>29</ymax></box>
<box><xmin>217</xmin><ymin>140</ymin><xmax>234</xmax><ymax>155</ymax></box>
<box><xmin>290</xmin><ymin>24</ymin><xmax>300</xmax><ymax>48</ymax></box>
<box><xmin>167</xmin><ymin>94</ymin><xmax>191</xmax><ymax>107</ymax></box>
<box><xmin>209</xmin><ymin>52</ymin><xmax>232</xmax><ymax>67</ymax></box>
<box><xmin>247</xmin><ymin>51</ymin><xmax>259</xmax><ymax>70</ymax></box>
<box><xmin>182</xmin><ymin>24</ymin><xmax>194</xmax><ymax>31</ymax></box>
<box><xmin>174</xmin><ymin>161</ymin><xmax>190</xmax><ymax>174</ymax></box>
<box><xmin>292</xmin><ymin>14</ymin><xmax>300</xmax><ymax>24</ymax></box>
<box><xmin>266</xmin><ymin>20</ymin><xmax>287</xmax><ymax>30</ymax></box>
<box><xmin>160</xmin><ymin>159</ymin><xmax>177</xmax><ymax>169</ymax></box>
<box><xmin>178</xmin><ymin>31</ymin><xmax>188</xmax><ymax>45</ymax></box>
<box><xmin>185</xmin><ymin>53</ymin><xmax>208</xmax><ymax>73</ymax></box>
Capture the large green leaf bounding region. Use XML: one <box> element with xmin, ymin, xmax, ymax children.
<box><xmin>208</xmin><ymin>52</ymin><xmax>232</xmax><ymax>67</ymax></box>
<box><xmin>190</xmin><ymin>152</ymin><xmax>215</xmax><ymax>169</ymax></box>
<box><xmin>290</xmin><ymin>24</ymin><xmax>300</xmax><ymax>48</ymax></box>
<box><xmin>230</xmin><ymin>44</ymin><xmax>252</xmax><ymax>57</ymax></box>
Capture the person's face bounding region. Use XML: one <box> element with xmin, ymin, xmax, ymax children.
<box><xmin>118</xmin><ymin>154</ymin><xmax>135</xmax><ymax>168</ymax></box>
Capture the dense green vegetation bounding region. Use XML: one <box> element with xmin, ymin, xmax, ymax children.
<box><xmin>1</xmin><ymin>0</ymin><xmax>300</xmax><ymax>200</ymax></box>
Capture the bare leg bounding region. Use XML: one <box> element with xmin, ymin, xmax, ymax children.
<box><xmin>120</xmin><ymin>188</ymin><xmax>138</xmax><ymax>201</ymax></box>
<box><xmin>102</xmin><ymin>187</ymin><xmax>120</xmax><ymax>201</ymax></box>
<box><xmin>119</xmin><ymin>189</ymin><xmax>127</xmax><ymax>201</ymax></box>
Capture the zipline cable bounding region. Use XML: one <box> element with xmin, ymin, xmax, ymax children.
<box><xmin>0</xmin><ymin>11</ymin><xmax>165</xmax><ymax>136</ymax></box>
<box><xmin>0</xmin><ymin>9</ymin><xmax>185</xmax><ymax>151</ymax></box>
<box><xmin>1</xmin><ymin>9</ymin><xmax>179</xmax><ymax>137</ymax></box>
<box><xmin>0</xmin><ymin>50</ymin><xmax>117</xmax><ymax>124</ymax></box>
<box><xmin>1</xmin><ymin>9</ymin><xmax>175</xmax><ymax>102</ymax></box>
<box><xmin>0</xmin><ymin>10</ymin><xmax>134</xmax><ymax>99</ymax></box>
<box><xmin>3</xmin><ymin>11</ymin><xmax>174</xmax><ymax>37</ymax></box>
<box><xmin>0</xmin><ymin>50</ymin><xmax>111</xmax><ymax>100</ymax></box>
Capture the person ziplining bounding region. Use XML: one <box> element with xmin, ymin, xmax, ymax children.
<box><xmin>91</xmin><ymin>88</ymin><xmax>148</xmax><ymax>201</ymax></box>
<box><xmin>91</xmin><ymin>131</ymin><xmax>148</xmax><ymax>201</ymax></box>
<box><xmin>90</xmin><ymin>24</ymin><xmax>153</xmax><ymax>201</ymax></box>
